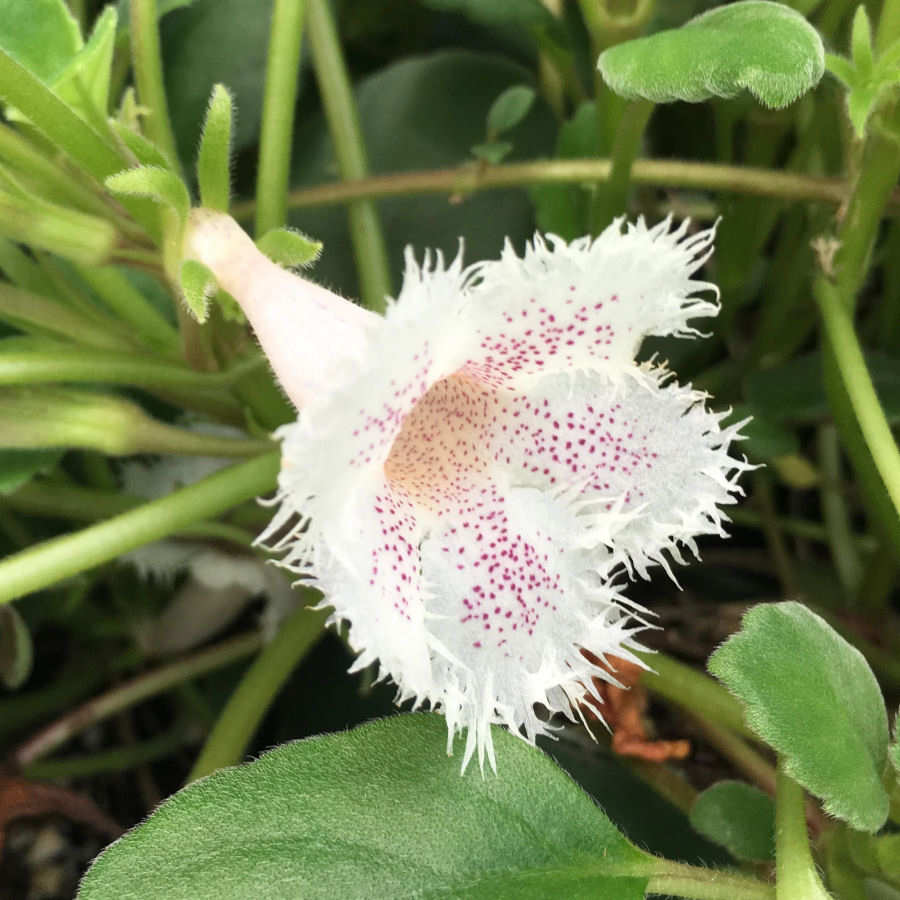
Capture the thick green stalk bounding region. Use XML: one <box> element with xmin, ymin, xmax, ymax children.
<box><xmin>0</xmin><ymin>346</ymin><xmax>261</xmax><ymax>392</ymax></box>
<box><xmin>306</xmin><ymin>0</ymin><xmax>391</xmax><ymax>311</ymax></box>
<box><xmin>249</xmin><ymin>159</ymin><xmax>877</xmax><ymax>215</ymax></box>
<box><xmin>130</xmin><ymin>0</ymin><xmax>181</xmax><ymax>171</ymax></box>
<box><xmin>816</xmin><ymin>278</ymin><xmax>900</xmax><ymax>521</ymax></box>
<box><xmin>641</xmin><ymin>859</ymin><xmax>774</xmax><ymax>900</ymax></box>
<box><xmin>12</xmin><ymin>632</ymin><xmax>262</xmax><ymax>766</ymax></box>
<box><xmin>255</xmin><ymin>0</ymin><xmax>306</xmax><ymax>236</ymax></box>
<box><xmin>187</xmin><ymin>597</ymin><xmax>327</xmax><ymax>780</ymax></box>
<box><xmin>0</xmin><ymin>452</ymin><xmax>279</xmax><ymax>604</ymax></box>
<box><xmin>775</xmin><ymin>760</ymin><xmax>831</xmax><ymax>899</ymax></box>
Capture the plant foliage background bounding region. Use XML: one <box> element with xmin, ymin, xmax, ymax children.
<box><xmin>0</xmin><ymin>0</ymin><xmax>898</xmax><ymax>898</ymax></box>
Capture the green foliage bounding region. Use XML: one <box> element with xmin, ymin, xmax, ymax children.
<box><xmin>709</xmin><ymin>602</ymin><xmax>890</xmax><ymax>833</ymax></box>
<box><xmin>196</xmin><ymin>84</ymin><xmax>233</xmax><ymax>212</ymax></box>
<box><xmin>289</xmin><ymin>50</ymin><xmax>555</xmax><ymax>297</ymax></box>
<box><xmin>486</xmin><ymin>84</ymin><xmax>537</xmax><ymax>136</ymax></box>
<box><xmin>105</xmin><ymin>166</ymin><xmax>190</xmax><ymax>223</ymax></box>
<box><xmin>745</xmin><ymin>350</ymin><xmax>900</xmax><ymax>425</ymax></box>
<box><xmin>255</xmin><ymin>228</ymin><xmax>322</xmax><ymax>268</ymax></box>
<box><xmin>0</xmin><ymin>603</ymin><xmax>32</xmax><ymax>689</ymax></box>
<box><xmin>689</xmin><ymin>781</ymin><xmax>775</xmax><ymax>861</ymax></box>
<box><xmin>79</xmin><ymin>714</ymin><xmax>650</xmax><ymax>899</ymax></box>
<box><xmin>0</xmin><ymin>0</ymin><xmax>81</xmax><ymax>85</ymax></box>
<box><xmin>179</xmin><ymin>259</ymin><xmax>216</xmax><ymax>323</ymax></box>
<box><xmin>598</xmin><ymin>1</ymin><xmax>825</xmax><ymax>108</ymax></box>
<box><xmin>825</xmin><ymin>6</ymin><xmax>900</xmax><ymax>137</ymax></box>
<box><xmin>0</xmin><ymin>448</ymin><xmax>63</xmax><ymax>495</ymax></box>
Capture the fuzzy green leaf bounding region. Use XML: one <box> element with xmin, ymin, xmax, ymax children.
<box><xmin>689</xmin><ymin>781</ymin><xmax>775</xmax><ymax>861</ymax></box>
<box><xmin>109</xmin><ymin>123</ymin><xmax>173</xmax><ymax>169</ymax></box>
<box><xmin>486</xmin><ymin>84</ymin><xmax>536</xmax><ymax>136</ymax></box>
<box><xmin>825</xmin><ymin>52</ymin><xmax>858</xmax><ymax>89</ymax></box>
<box><xmin>0</xmin><ymin>604</ymin><xmax>32</xmax><ymax>689</ymax></box>
<box><xmin>196</xmin><ymin>84</ymin><xmax>232</xmax><ymax>212</ymax></box>
<box><xmin>255</xmin><ymin>228</ymin><xmax>321</xmax><ymax>268</ymax></box>
<box><xmin>709</xmin><ymin>602</ymin><xmax>890</xmax><ymax>832</ymax></box>
<box><xmin>597</xmin><ymin>1</ymin><xmax>825</xmax><ymax>109</ymax></box>
<box><xmin>106</xmin><ymin>166</ymin><xmax>190</xmax><ymax>222</ymax></box>
<box><xmin>79</xmin><ymin>714</ymin><xmax>651</xmax><ymax>900</ymax></box>
<box><xmin>179</xmin><ymin>259</ymin><xmax>216</xmax><ymax>323</ymax></box>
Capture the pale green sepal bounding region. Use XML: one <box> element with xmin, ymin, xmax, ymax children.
<box><xmin>597</xmin><ymin>1</ymin><xmax>825</xmax><ymax>109</ymax></box>
<box><xmin>486</xmin><ymin>84</ymin><xmax>536</xmax><ymax>136</ymax></box>
<box><xmin>709</xmin><ymin>601</ymin><xmax>890</xmax><ymax>833</ymax></box>
<box><xmin>197</xmin><ymin>84</ymin><xmax>233</xmax><ymax>212</ymax></box>
<box><xmin>0</xmin><ymin>604</ymin><xmax>33</xmax><ymax>690</ymax></box>
<box><xmin>180</xmin><ymin>259</ymin><xmax>216</xmax><ymax>323</ymax></box>
<box><xmin>106</xmin><ymin>166</ymin><xmax>190</xmax><ymax>223</ymax></box>
<box><xmin>255</xmin><ymin>228</ymin><xmax>322</xmax><ymax>268</ymax></box>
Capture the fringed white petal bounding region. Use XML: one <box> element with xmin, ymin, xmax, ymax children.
<box><xmin>260</xmin><ymin>219</ymin><xmax>747</xmax><ymax>772</ymax></box>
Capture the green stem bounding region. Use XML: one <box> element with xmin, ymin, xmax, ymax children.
<box><xmin>4</xmin><ymin>481</ymin><xmax>256</xmax><ymax>546</ymax></box>
<box><xmin>0</xmin><ymin>452</ymin><xmax>279</xmax><ymax>604</ymax></box>
<box><xmin>775</xmin><ymin>759</ymin><xmax>831</xmax><ymax>899</ymax></box>
<box><xmin>187</xmin><ymin>596</ymin><xmax>327</xmax><ymax>780</ymax></box>
<box><xmin>12</xmin><ymin>632</ymin><xmax>262</xmax><ymax>766</ymax></box>
<box><xmin>235</xmin><ymin>159</ymin><xmax>883</xmax><ymax>215</ymax></box>
<box><xmin>255</xmin><ymin>0</ymin><xmax>306</xmax><ymax>236</ymax></box>
<box><xmin>130</xmin><ymin>0</ymin><xmax>182</xmax><ymax>171</ymax></box>
<box><xmin>590</xmin><ymin>99</ymin><xmax>653</xmax><ymax>231</ymax></box>
<box><xmin>754</xmin><ymin>473</ymin><xmax>798</xmax><ymax>597</ymax></box>
<box><xmin>817</xmin><ymin>424</ymin><xmax>863</xmax><ymax>597</ymax></box>
<box><xmin>23</xmin><ymin>725</ymin><xmax>192</xmax><ymax>779</ymax></box>
<box><xmin>815</xmin><ymin>277</ymin><xmax>900</xmax><ymax>521</ymax></box>
<box><xmin>76</xmin><ymin>265</ymin><xmax>180</xmax><ymax>351</ymax></box>
<box><xmin>306</xmin><ymin>0</ymin><xmax>391</xmax><ymax>311</ymax></box>
<box><xmin>637</xmin><ymin>650</ymin><xmax>755</xmax><ymax>740</ymax></box>
<box><xmin>642</xmin><ymin>859</ymin><xmax>774</xmax><ymax>900</ymax></box>
<box><xmin>0</xmin><ymin>347</ymin><xmax>260</xmax><ymax>392</ymax></box>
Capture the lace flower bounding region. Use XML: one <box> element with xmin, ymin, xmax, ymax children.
<box><xmin>186</xmin><ymin>212</ymin><xmax>750</xmax><ymax>771</ymax></box>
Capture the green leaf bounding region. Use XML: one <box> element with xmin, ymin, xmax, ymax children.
<box><xmin>179</xmin><ymin>259</ymin><xmax>216</xmax><ymax>323</ymax></box>
<box><xmin>709</xmin><ymin>601</ymin><xmax>890</xmax><ymax>832</ymax></box>
<box><xmin>0</xmin><ymin>448</ymin><xmax>63</xmax><ymax>495</ymax></box>
<box><xmin>598</xmin><ymin>1</ymin><xmax>825</xmax><ymax>109</ymax></box>
<box><xmin>116</xmin><ymin>0</ymin><xmax>194</xmax><ymax>29</ymax></box>
<box><xmin>105</xmin><ymin>166</ymin><xmax>190</xmax><ymax>222</ymax></box>
<box><xmin>196</xmin><ymin>84</ymin><xmax>232</xmax><ymax>212</ymax></box>
<box><xmin>470</xmin><ymin>140</ymin><xmax>513</xmax><ymax>164</ymax></box>
<box><xmin>52</xmin><ymin>5</ymin><xmax>117</xmax><ymax>122</ymax></box>
<box><xmin>825</xmin><ymin>52</ymin><xmax>858</xmax><ymax>89</ymax></box>
<box><xmin>0</xmin><ymin>0</ymin><xmax>81</xmax><ymax>85</ymax></box>
<box><xmin>255</xmin><ymin>228</ymin><xmax>321</xmax><ymax>268</ymax></box>
<box><xmin>109</xmin><ymin>122</ymin><xmax>173</xmax><ymax>169</ymax></box>
<box><xmin>418</xmin><ymin>0</ymin><xmax>566</xmax><ymax>46</ymax></box>
<box><xmin>0</xmin><ymin>604</ymin><xmax>32</xmax><ymax>689</ymax></box>
<box><xmin>79</xmin><ymin>714</ymin><xmax>651</xmax><ymax>899</ymax></box>
<box><xmin>745</xmin><ymin>350</ymin><xmax>900</xmax><ymax>424</ymax></box>
<box><xmin>850</xmin><ymin>5</ymin><xmax>874</xmax><ymax>80</ymax></box>
<box><xmin>486</xmin><ymin>84</ymin><xmax>536</xmax><ymax>136</ymax></box>
<box><xmin>689</xmin><ymin>781</ymin><xmax>775</xmax><ymax>861</ymax></box>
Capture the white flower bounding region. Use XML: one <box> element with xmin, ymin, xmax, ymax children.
<box><xmin>186</xmin><ymin>211</ymin><xmax>750</xmax><ymax>772</ymax></box>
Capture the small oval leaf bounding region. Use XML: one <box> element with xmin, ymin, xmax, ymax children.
<box><xmin>708</xmin><ymin>602</ymin><xmax>890</xmax><ymax>833</ymax></box>
<box><xmin>486</xmin><ymin>84</ymin><xmax>536</xmax><ymax>136</ymax></box>
<box><xmin>598</xmin><ymin>1</ymin><xmax>825</xmax><ymax>109</ymax></box>
<box><xmin>0</xmin><ymin>604</ymin><xmax>32</xmax><ymax>689</ymax></box>
<box><xmin>689</xmin><ymin>781</ymin><xmax>775</xmax><ymax>861</ymax></box>
<box><xmin>79</xmin><ymin>714</ymin><xmax>652</xmax><ymax>899</ymax></box>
